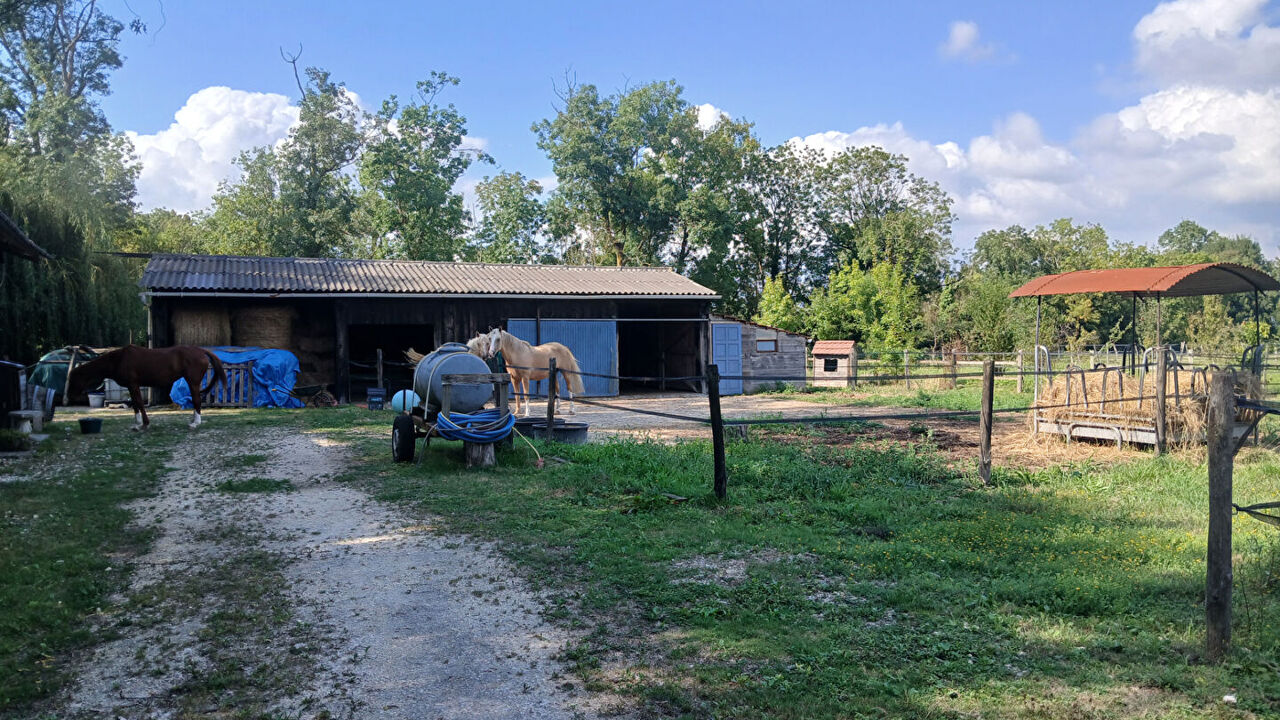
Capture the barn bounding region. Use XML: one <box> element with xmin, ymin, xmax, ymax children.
<box><xmin>139</xmin><ymin>253</ymin><xmax>729</xmax><ymax>403</ymax></box>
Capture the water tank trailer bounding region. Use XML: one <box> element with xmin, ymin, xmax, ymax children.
<box><xmin>391</xmin><ymin>342</ymin><xmax>514</xmax><ymax>465</ymax></box>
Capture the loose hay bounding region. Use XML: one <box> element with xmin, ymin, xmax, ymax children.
<box><xmin>1034</xmin><ymin>368</ymin><xmax>1261</xmax><ymax>442</ymax></box>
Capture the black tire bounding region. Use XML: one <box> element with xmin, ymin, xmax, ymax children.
<box><xmin>392</xmin><ymin>413</ymin><xmax>416</xmax><ymax>463</ymax></box>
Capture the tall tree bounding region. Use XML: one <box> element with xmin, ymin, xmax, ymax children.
<box><xmin>817</xmin><ymin>146</ymin><xmax>953</xmax><ymax>293</ymax></box>
<box><xmin>470</xmin><ymin>171</ymin><xmax>546</xmax><ymax>263</ymax></box>
<box><xmin>734</xmin><ymin>142</ymin><xmax>824</xmax><ymax>303</ymax></box>
<box><xmin>360</xmin><ymin>72</ymin><xmax>489</xmax><ymax>260</ymax></box>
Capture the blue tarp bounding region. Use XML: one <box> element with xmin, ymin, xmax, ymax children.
<box><xmin>170</xmin><ymin>347</ymin><xmax>305</xmax><ymax>409</ymax></box>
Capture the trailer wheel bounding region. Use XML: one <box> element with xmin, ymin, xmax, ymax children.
<box><xmin>392</xmin><ymin>413</ymin><xmax>415</xmax><ymax>463</ymax></box>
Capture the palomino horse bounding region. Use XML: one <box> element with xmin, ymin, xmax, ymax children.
<box><xmin>68</xmin><ymin>345</ymin><xmax>228</xmax><ymax>430</ymax></box>
<box><xmin>484</xmin><ymin>328</ymin><xmax>584</xmax><ymax>416</ymax></box>
<box><xmin>404</xmin><ymin>334</ymin><xmax>489</xmax><ymax>366</ymax></box>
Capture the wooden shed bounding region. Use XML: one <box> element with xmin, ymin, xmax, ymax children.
<box><xmin>140</xmin><ymin>253</ymin><xmax>722</xmax><ymax>403</ymax></box>
<box><xmin>812</xmin><ymin>340</ymin><xmax>857</xmax><ymax>388</ymax></box>
<box><xmin>710</xmin><ymin>316</ymin><xmax>808</xmax><ymax>394</ymax></box>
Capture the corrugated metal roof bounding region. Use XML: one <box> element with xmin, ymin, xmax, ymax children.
<box><xmin>0</xmin><ymin>208</ymin><xmax>50</xmax><ymax>261</ymax></box>
<box><xmin>1009</xmin><ymin>263</ymin><xmax>1280</xmax><ymax>298</ymax></box>
<box><xmin>140</xmin><ymin>253</ymin><xmax>719</xmax><ymax>298</ymax></box>
<box><xmin>712</xmin><ymin>314</ymin><xmax>809</xmax><ymax>339</ymax></box>
<box><xmin>812</xmin><ymin>340</ymin><xmax>855</xmax><ymax>356</ymax></box>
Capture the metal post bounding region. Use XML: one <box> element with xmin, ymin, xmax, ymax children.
<box><xmin>376</xmin><ymin>348</ymin><xmax>384</xmax><ymax>392</ymax></box>
<box><xmin>1130</xmin><ymin>294</ymin><xmax>1138</xmax><ymax>373</ymax></box>
<box><xmin>850</xmin><ymin>343</ymin><xmax>858</xmax><ymax>388</ymax></box>
<box><xmin>546</xmin><ymin>357</ymin><xmax>558</xmax><ymax>429</ymax></box>
<box><xmin>1156</xmin><ymin>295</ymin><xmax>1163</xmax><ymax>348</ymax></box>
<box><xmin>904</xmin><ymin>350</ymin><xmax>911</xmax><ymax>389</ymax></box>
<box><xmin>1016</xmin><ymin>350</ymin><xmax>1024</xmax><ymax>394</ymax></box>
<box><xmin>1035</xmin><ymin>297</ymin><xmax>1042</xmax><ymax>401</ymax></box>
<box><xmin>979</xmin><ymin>359</ymin><xmax>994</xmax><ymax>485</ymax></box>
<box><xmin>1155</xmin><ymin>346</ymin><xmax>1168</xmax><ymax>455</ymax></box>
<box><xmin>1205</xmin><ymin>371</ymin><xmax>1234</xmax><ymax>662</ymax></box>
<box><xmin>1254</xmin><ymin>289</ymin><xmax>1261</xmax><ymax>348</ymax></box>
<box><xmin>707</xmin><ymin>364</ymin><xmax>728</xmax><ymax>500</ymax></box>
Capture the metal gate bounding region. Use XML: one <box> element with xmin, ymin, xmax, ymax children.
<box><xmin>507</xmin><ymin>319</ymin><xmax>619</xmax><ymax>397</ymax></box>
<box><xmin>711</xmin><ymin>323</ymin><xmax>743</xmax><ymax>395</ymax></box>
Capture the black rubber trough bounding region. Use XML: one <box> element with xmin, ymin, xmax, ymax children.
<box><xmin>528</xmin><ymin>421</ymin><xmax>589</xmax><ymax>444</ymax></box>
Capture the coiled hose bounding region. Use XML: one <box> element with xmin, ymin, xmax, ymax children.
<box><xmin>435</xmin><ymin>408</ymin><xmax>515</xmax><ymax>443</ymax></box>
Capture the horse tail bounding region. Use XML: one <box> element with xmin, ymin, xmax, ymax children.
<box><xmin>199</xmin><ymin>349</ymin><xmax>228</xmax><ymax>397</ymax></box>
<box><xmin>559</xmin><ymin>349</ymin><xmax>585</xmax><ymax>394</ymax></box>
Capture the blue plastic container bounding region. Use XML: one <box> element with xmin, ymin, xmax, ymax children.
<box><xmin>411</xmin><ymin>343</ymin><xmax>492</xmax><ymax>413</ymax></box>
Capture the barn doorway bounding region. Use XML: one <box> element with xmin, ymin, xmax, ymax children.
<box><xmin>348</xmin><ymin>323</ymin><xmax>434</xmax><ymax>399</ymax></box>
<box><xmin>616</xmin><ymin>320</ymin><xmax>702</xmax><ymax>393</ymax></box>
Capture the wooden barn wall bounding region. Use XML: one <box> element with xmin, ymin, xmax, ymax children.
<box><xmin>740</xmin><ymin>324</ymin><xmax>807</xmax><ymax>392</ymax></box>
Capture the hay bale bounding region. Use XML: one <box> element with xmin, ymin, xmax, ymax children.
<box><xmin>232</xmin><ymin>306</ymin><xmax>295</xmax><ymax>350</ymax></box>
<box><xmin>173</xmin><ymin>307</ymin><xmax>231</xmax><ymax>346</ymax></box>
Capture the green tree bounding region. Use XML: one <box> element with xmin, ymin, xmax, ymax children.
<box><xmin>361</xmin><ymin>72</ymin><xmax>490</xmax><ymax>260</ymax></box>
<box><xmin>806</xmin><ymin>262</ymin><xmax>921</xmax><ymax>350</ymax></box>
<box><xmin>816</xmin><ymin>146</ymin><xmax>953</xmax><ymax>293</ymax></box>
<box><xmin>470</xmin><ymin>171</ymin><xmax>546</xmax><ymax>263</ymax></box>
<box><xmin>753</xmin><ymin>276</ymin><xmax>803</xmax><ymax>333</ymax></box>
<box><xmin>735</xmin><ymin>142</ymin><xmax>824</xmax><ymax>303</ymax></box>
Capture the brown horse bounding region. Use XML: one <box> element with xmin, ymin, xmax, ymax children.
<box><xmin>68</xmin><ymin>345</ymin><xmax>228</xmax><ymax>430</ymax></box>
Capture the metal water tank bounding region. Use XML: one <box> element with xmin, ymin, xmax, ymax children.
<box><xmin>411</xmin><ymin>343</ymin><xmax>491</xmax><ymax>413</ymax></box>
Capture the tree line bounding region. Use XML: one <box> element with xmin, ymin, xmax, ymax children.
<box><xmin>0</xmin><ymin>1</ymin><xmax>1273</xmax><ymax>363</ymax></box>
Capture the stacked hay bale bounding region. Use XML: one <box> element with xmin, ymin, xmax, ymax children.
<box><xmin>173</xmin><ymin>306</ymin><xmax>231</xmax><ymax>346</ymax></box>
<box><xmin>232</xmin><ymin>306</ymin><xmax>295</xmax><ymax>349</ymax></box>
<box><xmin>1035</xmin><ymin>368</ymin><xmax>1261</xmax><ymax>442</ymax></box>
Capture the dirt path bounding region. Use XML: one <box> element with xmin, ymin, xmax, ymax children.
<box><xmin>58</xmin><ymin>422</ymin><xmax>597</xmax><ymax>719</ymax></box>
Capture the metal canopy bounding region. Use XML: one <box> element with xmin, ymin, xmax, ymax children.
<box><xmin>1009</xmin><ymin>263</ymin><xmax>1280</xmax><ymax>299</ymax></box>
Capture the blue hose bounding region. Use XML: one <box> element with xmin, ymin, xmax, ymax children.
<box><xmin>436</xmin><ymin>408</ymin><xmax>515</xmax><ymax>443</ymax></box>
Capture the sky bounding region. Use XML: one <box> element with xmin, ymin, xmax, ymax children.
<box><xmin>104</xmin><ymin>0</ymin><xmax>1280</xmax><ymax>255</ymax></box>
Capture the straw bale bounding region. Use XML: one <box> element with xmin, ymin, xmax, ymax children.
<box><xmin>232</xmin><ymin>305</ymin><xmax>295</xmax><ymax>349</ymax></box>
<box><xmin>173</xmin><ymin>307</ymin><xmax>231</xmax><ymax>346</ymax></box>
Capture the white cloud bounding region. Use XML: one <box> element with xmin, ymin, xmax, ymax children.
<box><xmin>791</xmin><ymin>1</ymin><xmax>1280</xmax><ymax>251</ymax></box>
<box><xmin>939</xmin><ymin>20</ymin><xmax>995</xmax><ymax>62</ymax></box>
<box><xmin>1133</xmin><ymin>0</ymin><xmax>1280</xmax><ymax>88</ymax></box>
<box><xmin>127</xmin><ymin>87</ymin><xmax>298</xmax><ymax>213</ymax></box>
<box><xmin>696</xmin><ymin>103</ymin><xmax>728</xmax><ymax>131</ymax></box>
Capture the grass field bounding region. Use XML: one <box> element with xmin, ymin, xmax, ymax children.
<box><xmin>0</xmin><ymin>416</ymin><xmax>170</xmax><ymax>710</ymax></box>
<box><xmin>3</xmin><ymin>405</ymin><xmax>1279</xmax><ymax>718</ymax></box>
<box><xmin>308</xmin><ymin>407</ymin><xmax>1280</xmax><ymax>719</ymax></box>
<box><xmin>759</xmin><ymin>378</ymin><xmax>1028</xmax><ymax>412</ymax></box>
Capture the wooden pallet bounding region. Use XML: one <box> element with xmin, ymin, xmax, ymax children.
<box><xmin>201</xmin><ymin>362</ymin><xmax>255</xmax><ymax>408</ymax></box>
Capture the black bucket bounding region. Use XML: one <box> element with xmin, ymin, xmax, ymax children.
<box><xmin>515</xmin><ymin>416</ymin><xmax>565</xmax><ymax>433</ymax></box>
<box><xmin>529</xmin><ymin>421</ymin><xmax>589</xmax><ymax>444</ymax></box>
<box><xmin>78</xmin><ymin>417</ymin><xmax>102</xmax><ymax>434</ymax></box>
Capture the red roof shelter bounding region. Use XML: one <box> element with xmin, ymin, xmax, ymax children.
<box><xmin>1009</xmin><ymin>262</ymin><xmax>1279</xmax><ymax>368</ymax></box>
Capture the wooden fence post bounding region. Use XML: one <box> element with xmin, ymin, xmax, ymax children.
<box><xmin>904</xmin><ymin>351</ymin><xmax>911</xmax><ymax>389</ymax></box>
<box><xmin>546</xmin><ymin>357</ymin><xmax>558</xmax><ymax>430</ymax></box>
<box><xmin>849</xmin><ymin>343</ymin><xmax>858</xmax><ymax>389</ymax></box>
<box><xmin>1016</xmin><ymin>350</ymin><xmax>1024</xmax><ymax>394</ymax></box>
<box><xmin>707</xmin><ymin>364</ymin><xmax>728</xmax><ymax>500</ymax></box>
<box><xmin>1155</xmin><ymin>347</ymin><xmax>1168</xmax><ymax>455</ymax></box>
<box><xmin>979</xmin><ymin>359</ymin><xmax>994</xmax><ymax>485</ymax></box>
<box><xmin>946</xmin><ymin>350</ymin><xmax>957</xmax><ymax>389</ymax></box>
<box><xmin>1206</xmin><ymin>371</ymin><xmax>1234</xmax><ymax>662</ymax></box>
<box><xmin>376</xmin><ymin>348</ymin><xmax>384</xmax><ymax>392</ymax></box>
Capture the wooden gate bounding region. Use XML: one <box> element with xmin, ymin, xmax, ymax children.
<box><xmin>201</xmin><ymin>362</ymin><xmax>255</xmax><ymax>408</ymax></box>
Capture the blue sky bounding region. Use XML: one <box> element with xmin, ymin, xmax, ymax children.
<box><xmin>105</xmin><ymin>0</ymin><xmax>1280</xmax><ymax>253</ymax></box>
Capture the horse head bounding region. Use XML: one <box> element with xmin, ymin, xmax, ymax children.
<box><xmin>485</xmin><ymin>328</ymin><xmax>503</xmax><ymax>358</ymax></box>
<box><xmin>66</xmin><ymin>352</ymin><xmax>110</xmax><ymax>397</ymax></box>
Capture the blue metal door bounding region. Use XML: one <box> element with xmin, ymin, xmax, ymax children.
<box><xmin>712</xmin><ymin>323</ymin><xmax>743</xmax><ymax>395</ymax></box>
<box><xmin>507</xmin><ymin>319</ymin><xmax>618</xmax><ymax>397</ymax></box>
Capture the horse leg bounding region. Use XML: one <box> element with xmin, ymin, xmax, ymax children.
<box><xmin>188</xmin><ymin>372</ymin><xmax>203</xmax><ymax>429</ymax></box>
<box><xmin>521</xmin><ymin>377</ymin><xmax>531</xmax><ymax>417</ymax></box>
<box><xmin>128</xmin><ymin>384</ymin><xmax>148</xmax><ymax>430</ymax></box>
<box><xmin>562</xmin><ymin>372</ymin><xmax>576</xmax><ymax>415</ymax></box>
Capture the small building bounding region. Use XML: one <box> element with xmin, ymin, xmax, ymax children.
<box><xmin>811</xmin><ymin>340</ymin><xmax>857</xmax><ymax>388</ymax></box>
<box><xmin>709</xmin><ymin>316</ymin><xmax>808</xmax><ymax>394</ymax></box>
<box><xmin>139</xmin><ymin>253</ymin><xmax>726</xmax><ymax>403</ymax></box>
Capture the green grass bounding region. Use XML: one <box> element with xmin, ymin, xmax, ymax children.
<box><xmin>763</xmin><ymin>378</ymin><xmax>1028</xmax><ymax>413</ymax></box>
<box><xmin>0</xmin><ymin>416</ymin><xmax>171</xmax><ymax>712</ymax></box>
<box><xmin>212</xmin><ymin>476</ymin><xmax>293</xmax><ymax>493</ymax></box>
<box><xmin>308</xmin><ymin>406</ymin><xmax>1280</xmax><ymax>719</ymax></box>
